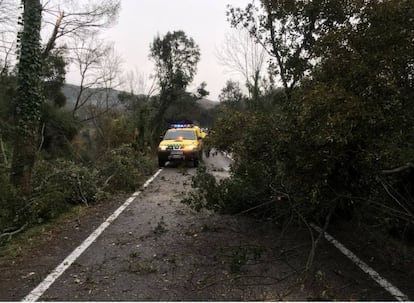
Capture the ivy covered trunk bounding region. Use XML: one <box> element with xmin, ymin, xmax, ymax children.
<box><xmin>10</xmin><ymin>0</ymin><xmax>43</xmax><ymax>194</ymax></box>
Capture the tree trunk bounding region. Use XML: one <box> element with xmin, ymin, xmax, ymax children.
<box><xmin>10</xmin><ymin>0</ymin><xmax>43</xmax><ymax>194</ymax></box>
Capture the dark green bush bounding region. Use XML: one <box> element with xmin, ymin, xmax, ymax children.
<box><xmin>182</xmin><ymin>166</ymin><xmax>222</xmax><ymax>212</ymax></box>
<box><xmin>186</xmin><ymin>0</ymin><xmax>413</xmax><ymax>244</ymax></box>
<box><xmin>183</xmin><ymin>166</ymin><xmax>268</xmax><ymax>215</ymax></box>
<box><xmin>189</xmin><ymin>86</ymin><xmax>413</xmax><ymax>235</ymax></box>
<box><xmin>31</xmin><ymin>159</ymin><xmax>98</xmax><ymax>221</ymax></box>
<box><xmin>30</xmin><ymin>191</ymin><xmax>67</xmax><ymax>223</ymax></box>
<box><xmin>97</xmin><ymin>144</ymin><xmax>156</xmax><ymax>192</ymax></box>
<box><xmin>0</xmin><ymin>171</ymin><xmax>27</xmax><ymax>236</ymax></box>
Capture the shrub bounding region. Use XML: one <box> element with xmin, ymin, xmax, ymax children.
<box><xmin>29</xmin><ymin>191</ymin><xmax>67</xmax><ymax>223</ymax></box>
<box><xmin>190</xmin><ymin>84</ymin><xmax>414</xmax><ymax>240</ymax></box>
<box><xmin>182</xmin><ymin>166</ymin><xmax>267</xmax><ymax>215</ymax></box>
<box><xmin>0</xmin><ymin>170</ymin><xmax>27</xmax><ymax>236</ymax></box>
<box><xmin>97</xmin><ymin>144</ymin><xmax>156</xmax><ymax>192</ymax></box>
<box><xmin>31</xmin><ymin>159</ymin><xmax>98</xmax><ymax>221</ymax></box>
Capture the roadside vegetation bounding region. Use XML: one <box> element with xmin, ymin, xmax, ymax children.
<box><xmin>0</xmin><ymin>0</ymin><xmax>216</xmax><ymax>248</ymax></box>
<box><xmin>184</xmin><ymin>0</ymin><xmax>414</xmax><ymax>254</ymax></box>
<box><xmin>1</xmin><ymin>0</ymin><xmax>412</xmax><ymax>269</ymax></box>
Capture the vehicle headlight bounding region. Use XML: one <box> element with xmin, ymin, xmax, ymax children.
<box><xmin>159</xmin><ymin>145</ymin><xmax>168</xmax><ymax>151</ymax></box>
<box><xmin>184</xmin><ymin>145</ymin><xmax>196</xmax><ymax>151</ymax></box>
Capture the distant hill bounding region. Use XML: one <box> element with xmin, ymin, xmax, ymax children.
<box><xmin>198</xmin><ymin>98</ymin><xmax>218</xmax><ymax>110</ymax></box>
<box><xmin>62</xmin><ymin>83</ymin><xmax>122</xmax><ymax>110</ymax></box>
<box><xmin>62</xmin><ymin>83</ymin><xmax>218</xmax><ymax>111</ymax></box>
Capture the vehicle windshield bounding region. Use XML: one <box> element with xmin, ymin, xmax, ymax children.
<box><xmin>164</xmin><ymin>129</ymin><xmax>196</xmax><ymax>140</ymax></box>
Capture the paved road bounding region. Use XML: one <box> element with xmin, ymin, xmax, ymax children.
<box><xmin>17</xmin><ymin>153</ymin><xmax>400</xmax><ymax>300</ymax></box>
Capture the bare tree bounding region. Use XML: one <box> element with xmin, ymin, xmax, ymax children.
<box><xmin>102</xmin><ymin>43</ymin><xmax>123</xmax><ymax>92</ymax></box>
<box><xmin>0</xmin><ymin>37</ymin><xmax>15</xmax><ymax>76</ymax></box>
<box><xmin>85</xmin><ymin>45</ymin><xmax>126</xmax><ymax>150</ymax></box>
<box><xmin>1</xmin><ymin>0</ymin><xmax>120</xmax><ymax>71</ymax></box>
<box><xmin>41</xmin><ymin>0</ymin><xmax>120</xmax><ymax>58</ymax></box>
<box><xmin>216</xmin><ymin>29</ymin><xmax>267</xmax><ymax>105</ymax></box>
<box><xmin>0</xmin><ymin>0</ymin><xmax>19</xmax><ymax>72</ymax></box>
<box><xmin>0</xmin><ymin>0</ymin><xmax>19</xmax><ymax>36</ymax></box>
<box><xmin>92</xmin><ymin>41</ymin><xmax>124</xmax><ymax>117</ymax></box>
<box><xmin>124</xmin><ymin>67</ymin><xmax>158</xmax><ymax>101</ymax></box>
<box><xmin>71</xmin><ymin>35</ymin><xmax>106</xmax><ymax>116</ymax></box>
<box><xmin>71</xmin><ymin>34</ymin><xmax>123</xmax><ymax>121</ymax></box>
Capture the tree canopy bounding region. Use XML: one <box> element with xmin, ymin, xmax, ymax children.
<box><xmin>149</xmin><ymin>30</ymin><xmax>201</xmax><ymax>141</ymax></box>
<box><xmin>150</xmin><ymin>30</ymin><xmax>200</xmax><ymax>92</ymax></box>
<box><xmin>187</xmin><ymin>0</ymin><xmax>414</xmax><ymax>243</ymax></box>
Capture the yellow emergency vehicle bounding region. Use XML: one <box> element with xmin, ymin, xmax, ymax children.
<box><xmin>158</xmin><ymin>122</ymin><xmax>204</xmax><ymax>167</ymax></box>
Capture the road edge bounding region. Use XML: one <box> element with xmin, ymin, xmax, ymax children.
<box><xmin>222</xmin><ymin>152</ymin><xmax>409</xmax><ymax>301</ymax></box>
<box><xmin>22</xmin><ymin>169</ymin><xmax>163</xmax><ymax>302</ymax></box>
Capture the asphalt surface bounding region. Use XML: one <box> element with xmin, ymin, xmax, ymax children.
<box><xmin>2</xmin><ymin>152</ymin><xmax>408</xmax><ymax>301</ymax></box>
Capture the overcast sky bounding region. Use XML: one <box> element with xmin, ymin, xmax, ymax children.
<box><xmin>65</xmin><ymin>0</ymin><xmax>252</xmax><ymax>101</ymax></box>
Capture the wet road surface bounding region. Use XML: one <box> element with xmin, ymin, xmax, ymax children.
<box><xmin>7</xmin><ymin>153</ymin><xmax>406</xmax><ymax>301</ymax></box>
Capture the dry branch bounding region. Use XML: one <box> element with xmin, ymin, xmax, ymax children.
<box><xmin>0</xmin><ymin>223</ymin><xmax>28</xmax><ymax>240</ymax></box>
<box><xmin>382</xmin><ymin>163</ymin><xmax>414</xmax><ymax>174</ymax></box>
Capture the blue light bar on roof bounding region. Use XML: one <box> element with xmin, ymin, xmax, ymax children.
<box><xmin>170</xmin><ymin>123</ymin><xmax>194</xmax><ymax>128</ymax></box>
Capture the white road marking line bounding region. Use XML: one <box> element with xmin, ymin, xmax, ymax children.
<box><xmin>131</xmin><ymin>191</ymin><xmax>140</xmax><ymax>197</ymax></box>
<box><xmin>310</xmin><ymin>223</ymin><xmax>409</xmax><ymax>301</ymax></box>
<box><xmin>224</xmin><ymin>154</ymin><xmax>407</xmax><ymax>300</ymax></box>
<box><xmin>22</xmin><ymin>168</ymin><xmax>163</xmax><ymax>302</ymax></box>
<box><xmin>142</xmin><ymin>169</ymin><xmax>162</xmax><ymax>188</ymax></box>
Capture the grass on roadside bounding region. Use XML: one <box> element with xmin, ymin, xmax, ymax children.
<box><xmin>0</xmin><ymin>205</ymin><xmax>86</xmax><ymax>260</ymax></box>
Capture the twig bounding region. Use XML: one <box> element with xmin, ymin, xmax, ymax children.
<box><xmin>195</xmin><ymin>272</ymin><xmax>297</xmax><ymax>291</ymax></box>
<box><xmin>280</xmin><ymin>247</ymin><xmax>304</xmax><ymax>274</ymax></box>
<box><xmin>103</xmin><ymin>174</ymin><xmax>114</xmax><ymax>187</ymax></box>
<box><xmin>0</xmin><ymin>223</ymin><xmax>28</xmax><ymax>240</ymax></box>
<box><xmin>0</xmin><ymin>135</ymin><xmax>8</xmax><ymax>166</ymax></box>
<box><xmin>382</xmin><ymin>163</ymin><xmax>414</xmax><ymax>174</ymax></box>
<box><xmin>235</xmin><ymin>200</ymin><xmax>275</xmax><ymax>216</ymax></box>
<box><xmin>314</xmin><ymin>205</ymin><xmax>335</xmax><ymax>247</ymax></box>
<box><xmin>380</xmin><ymin>181</ymin><xmax>413</xmax><ymax>218</ymax></box>
<box><xmin>38</xmin><ymin>122</ymin><xmax>45</xmax><ymax>152</ymax></box>
<box><xmin>278</xmin><ymin>208</ymin><xmax>294</xmax><ymax>244</ymax></box>
<box><xmin>77</xmin><ymin>175</ymin><xmax>89</xmax><ymax>206</ymax></box>
<box><xmin>288</xmin><ymin>198</ymin><xmax>315</xmax><ymax>271</ymax></box>
<box><xmin>333</xmin><ymin>191</ymin><xmax>413</xmax><ymax>223</ymax></box>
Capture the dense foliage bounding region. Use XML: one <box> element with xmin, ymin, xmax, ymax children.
<box><xmin>0</xmin><ymin>5</ymin><xmax>211</xmax><ymax>246</ymax></box>
<box><xmin>185</xmin><ymin>0</ymin><xmax>414</xmax><ymax>241</ymax></box>
<box><xmin>149</xmin><ymin>30</ymin><xmax>202</xmax><ymax>143</ymax></box>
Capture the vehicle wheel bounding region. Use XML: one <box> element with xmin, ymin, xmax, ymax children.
<box><xmin>158</xmin><ymin>158</ymin><xmax>166</xmax><ymax>167</ymax></box>
<box><xmin>193</xmin><ymin>158</ymin><xmax>199</xmax><ymax>167</ymax></box>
